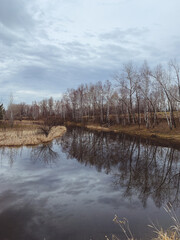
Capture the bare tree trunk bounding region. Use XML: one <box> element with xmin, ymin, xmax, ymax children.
<box><xmin>165</xmin><ymin>108</ymin><xmax>172</xmax><ymax>130</ymax></box>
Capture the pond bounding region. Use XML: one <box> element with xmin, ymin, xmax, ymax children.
<box><xmin>0</xmin><ymin>127</ymin><xmax>179</xmax><ymax>240</ymax></box>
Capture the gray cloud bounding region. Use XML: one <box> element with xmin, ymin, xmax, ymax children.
<box><xmin>97</xmin><ymin>44</ymin><xmax>141</xmax><ymax>66</ymax></box>
<box><xmin>0</xmin><ymin>0</ymin><xmax>33</xmax><ymax>29</ymax></box>
<box><xmin>0</xmin><ymin>24</ymin><xmax>23</xmax><ymax>46</ymax></box>
<box><xmin>12</xmin><ymin>62</ymin><xmax>113</xmax><ymax>92</ymax></box>
<box><xmin>100</xmin><ymin>27</ymin><xmax>149</xmax><ymax>42</ymax></box>
<box><xmin>0</xmin><ymin>0</ymin><xmax>180</xmax><ymax>106</ymax></box>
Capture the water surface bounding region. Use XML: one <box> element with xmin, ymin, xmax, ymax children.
<box><xmin>0</xmin><ymin>127</ymin><xmax>179</xmax><ymax>240</ymax></box>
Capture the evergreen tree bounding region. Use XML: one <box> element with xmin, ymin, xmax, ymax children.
<box><xmin>0</xmin><ymin>104</ymin><xmax>4</xmax><ymax>120</ymax></box>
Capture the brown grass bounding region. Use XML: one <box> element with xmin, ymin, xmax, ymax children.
<box><xmin>0</xmin><ymin>121</ymin><xmax>66</xmax><ymax>147</ymax></box>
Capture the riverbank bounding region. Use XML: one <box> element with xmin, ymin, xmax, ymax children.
<box><xmin>66</xmin><ymin>121</ymin><xmax>180</xmax><ymax>148</ymax></box>
<box><xmin>0</xmin><ymin>122</ymin><xmax>66</xmax><ymax>147</ymax></box>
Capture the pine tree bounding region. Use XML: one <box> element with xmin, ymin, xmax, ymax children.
<box><xmin>0</xmin><ymin>104</ymin><xmax>5</xmax><ymax>120</ymax></box>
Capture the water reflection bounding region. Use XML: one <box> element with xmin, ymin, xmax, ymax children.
<box><xmin>0</xmin><ymin>147</ymin><xmax>22</xmax><ymax>167</ymax></box>
<box><xmin>60</xmin><ymin>127</ymin><xmax>180</xmax><ymax>207</ymax></box>
<box><xmin>0</xmin><ymin>128</ymin><xmax>179</xmax><ymax>209</ymax></box>
<box><xmin>0</xmin><ymin>143</ymin><xmax>59</xmax><ymax>167</ymax></box>
<box><xmin>0</xmin><ymin>128</ymin><xmax>179</xmax><ymax>239</ymax></box>
<box><xmin>30</xmin><ymin>143</ymin><xmax>59</xmax><ymax>165</ymax></box>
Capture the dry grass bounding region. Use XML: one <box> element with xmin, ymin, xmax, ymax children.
<box><xmin>106</xmin><ymin>204</ymin><xmax>180</xmax><ymax>240</ymax></box>
<box><xmin>0</xmin><ymin>121</ymin><xmax>66</xmax><ymax>147</ymax></box>
<box><xmin>150</xmin><ymin>204</ymin><xmax>180</xmax><ymax>240</ymax></box>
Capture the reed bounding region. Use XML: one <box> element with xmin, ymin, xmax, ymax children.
<box><xmin>106</xmin><ymin>203</ymin><xmax>180</xmax><ymax>240</ymax></box>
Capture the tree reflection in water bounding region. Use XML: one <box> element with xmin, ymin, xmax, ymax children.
<box><xmin>0</xmin><ymin>127</ymin><xmax>179</xmax><ymax>208</ymax></box>
<box><xmin>30</xmin><ymin>143</ymin><xmax>59</xmax><ymax>165</ymax></box>
<box><xmin>59</xmin><ymin>127</ymin><xmax>180</xmax><ymax>208</ymax></box>
<box><xmin>0</xmin><ymin>143</ymin><xmax>59</xmax><ymax>166</ymax></box>
<box><xmin>0</xmin><ymin>147</ymin><xmax>22</xmax><ymax>167</ymax></box>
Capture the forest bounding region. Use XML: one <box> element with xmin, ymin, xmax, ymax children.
<box><xmin>4</xmin><ymin>60</ymin><xmax>180</xmax><ymax>130</ymax></box>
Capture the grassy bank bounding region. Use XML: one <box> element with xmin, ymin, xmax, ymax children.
<box><xmin>66</xmin><ymin>121</ymin><xmax>180</xmax><ymax>148</ymax></box>
<box><xmin>0</xmin><ymin>121</ymin><xmax>66</xmax><ymax>147</ymax></box>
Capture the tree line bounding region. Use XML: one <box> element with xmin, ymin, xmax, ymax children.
<box><xmin>4</xmin><ymin>60</ymin><xmax>180</xmax><ymax>129</ymax></box>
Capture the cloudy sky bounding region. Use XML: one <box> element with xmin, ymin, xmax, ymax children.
<box><xmin>0</xmin><ymin>0</ymin><xmax>180</xmax><ymax>106</ymax></box>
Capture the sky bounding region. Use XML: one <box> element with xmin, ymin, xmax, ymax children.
<box><xmin>1</xmin><ymin>0</ymin><xmax>180</xmax><ymax>106</ymax></box>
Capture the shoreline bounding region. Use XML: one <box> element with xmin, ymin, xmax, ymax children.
<box><xmin>0</xmin><ymin>125</ymin><xmax>66</xmax><ymax>148</ymax></box>
<box><xmin>65</xmin><ymin>122</ymin><xmax>180</xmax><ymax>149</ymax></box>
<box><xmin>1</xmin><ymin>120</ymin><xmax>180</xmax><ymax>149</ymax></box>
